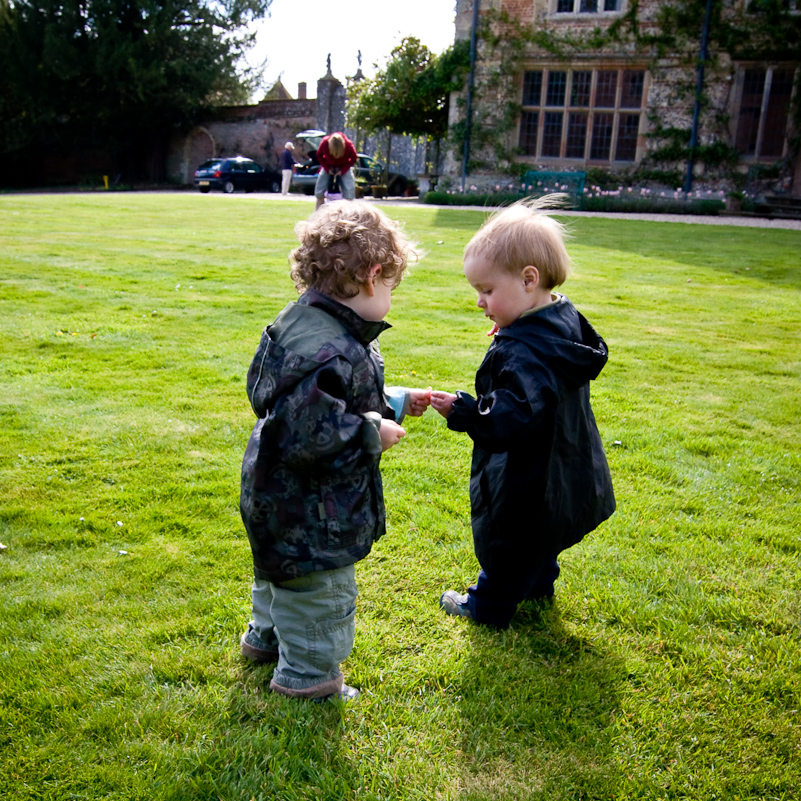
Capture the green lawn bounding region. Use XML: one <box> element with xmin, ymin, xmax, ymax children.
<box><xmin>1</xmin><ymin>193</ymin><xmax>799</xmax><ymax>800</ymax></box>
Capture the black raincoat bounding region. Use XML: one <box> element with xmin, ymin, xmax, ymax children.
<box><xmin>447</xmin><ymin>294</ymin><xmax>615</xmax><ymax>574</ymax></box>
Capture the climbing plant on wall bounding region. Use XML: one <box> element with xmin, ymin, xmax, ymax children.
<box><xmin>452</xmin><ymin>0</ymin><xmax>800</xmax><ymax>183</ymax></box>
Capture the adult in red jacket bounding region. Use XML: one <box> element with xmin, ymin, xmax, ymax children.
<box><xmin>315</xmin><ymin>132</ymin><xmax>357</xmax><ymax>209</ymax></box>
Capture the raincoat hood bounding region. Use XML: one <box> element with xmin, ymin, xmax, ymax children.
<box><xmin>495</xmin><ymin>294</ymin><xmax>609</xmax><ymax>389</ymax></box>
<box><xmin>247</xmin><ymin>290</ymin><xmax>389</xmax><ymax>419</ymax></box>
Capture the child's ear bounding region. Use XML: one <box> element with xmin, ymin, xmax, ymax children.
<box><xmin>522</xmin><ymin>265</ymin><xmax>540</xmax><ymax>289</ymax></box>
<box><xmin>364</xmin><ymin>264</ymin><xmax>382</xmax><ymax>297</ymax></box>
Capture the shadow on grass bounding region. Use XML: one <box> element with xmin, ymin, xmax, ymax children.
<box><xmin>565</xmin><ymin>217</ymin><xmax>801</xmax><ymax>289</ymax></box>
<box><xmin>433</xmin><ymin>208</ymin><xmax>492</xmax><ymax>229</ymax></box>
<box><xmin>181</xmin><ymin>661</ymin><xmax>361</xmax><ymax>800</ymax></box>
<box><xmin>429</xmin><ymin>207</ymin><xmax>801</xmax><ymax>289</ymax></box>
<box><xmin>456</xmin><ymin>601</ymin><xmax>625</xmax><ymax>801</ymax></box>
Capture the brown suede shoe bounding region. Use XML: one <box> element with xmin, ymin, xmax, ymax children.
<box><xmin>240</xmin><ymin>631</ymin><xmax>279</xmax><ymax>663</ymax></box>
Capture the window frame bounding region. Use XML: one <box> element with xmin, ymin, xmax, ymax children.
<box><xmin>550</xmin><ymin>0</ymin><xmax>627</xmax><ymax>16</ymax></box>
<box><xmin>731</xmin><ymin>63</ymin><xmax>798</xmax><ymax>162</ymax></box>
<box><xmin>516</xmin><ymin>65</ymin><xmax>649</xmax><ymax>166</ymax></box>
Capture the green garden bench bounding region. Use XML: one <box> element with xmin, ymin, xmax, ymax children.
<box><xmin>518</xmin><ymin>170</ymin><xmax>587</xmax><ymax>208</ymax></box>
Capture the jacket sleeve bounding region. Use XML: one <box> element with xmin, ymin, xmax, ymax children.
<box><xmin>447</xmin><ymin>348</ymin><xmax>556</xmax><ymax>453</ymax></box>
<box><xmin>316</xmin><ymin>138</ymin><xmax>333</xmax><ymax>170</ymax></box>
<box><xmin>269</xmin><ymin>356</ymin><xmax>381</xmax><ymax>473</ymax></box>
<box><xmin>384</xmin><ymin>386</ymin><xmax>409</xmax><ymax>423</ymax></box>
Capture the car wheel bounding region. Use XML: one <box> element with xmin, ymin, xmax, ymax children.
<box><xmin>268</xmin><ymin>180</ymin><xmax>281</xmax><ymax>193</ymax></box>
<box><xmin>223</xmin><ymin>181</ymin><xmax>235</xmax><ymax>194</ymax></box>
<box><xmin>199</xmin><ymin>187</ymin><xmax>210</xmax><ymax>194</ymax></box>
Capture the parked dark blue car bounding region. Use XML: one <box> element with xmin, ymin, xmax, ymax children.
<box><xmin>194</xmin><ymin>157</ymin><xmax>281</xmax><ymax>194</ymax></box>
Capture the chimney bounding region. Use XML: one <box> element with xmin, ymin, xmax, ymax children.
<box><xmin>298</xmin><ymin>82</ymin><xmax>307</xmax><ymax>100</ymax></box>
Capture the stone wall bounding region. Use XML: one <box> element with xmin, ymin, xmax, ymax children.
<box><xmin>348</xmin><ymin>129</ymin><xmax>446</xmax><ymax>186</ymax></box>
<box><xmin>166</xmin><ymin>73</ymin><xmax>346</xmax><ymax>185</ymax></box>
<box><xmin>166</xmin><ymin>68</ymin><xmax>441</xmax><ymax>190</ymax></box>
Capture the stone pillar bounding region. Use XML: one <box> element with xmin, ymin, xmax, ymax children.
<box><xmin>316</xmin><ymin>61</ymin><xmax>346</xmax><ymax>133</ymax></box>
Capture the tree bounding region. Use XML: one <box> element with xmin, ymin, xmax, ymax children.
<box><xmin>348</xmin><ymin>37</ymin><xmax>469</xmax><ymax>182</ymax></box>
<box><xmin>0</xmin><ymin>0</ymin><xmax>270</xmax><ymax>183</ymax></box>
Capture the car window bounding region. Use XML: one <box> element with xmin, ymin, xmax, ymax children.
<box><xmin>200</xmin><ymin>160</ymin><xmax>222</xmax><ymax>170</ymax></box>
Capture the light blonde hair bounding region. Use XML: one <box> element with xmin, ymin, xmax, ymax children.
<box><xmin>290</xmin><ymin>201</ymin><xmax>417</xmax><ymax>298</ymax></box>
<box><xmin>327</xmin><ymin>133</ymin><xmax>346</xmax><ymax>160</ymax></box>
<box><xmin>464</xmin><ymin>195</ymin><xmax>571</xmax><ymax>289</ymax></box>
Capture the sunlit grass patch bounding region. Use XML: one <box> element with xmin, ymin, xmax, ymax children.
<box><xmin>1</xmin><ymin>194</ymin><xmax>799</xmax><ymax>800</ymax></box>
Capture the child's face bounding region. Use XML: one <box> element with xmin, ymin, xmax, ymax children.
<box><xmin>463</xmin><ymin>255</ymin><xmax>536</xmax><ymax>330</ymax></box>
<box><xmin>354</xmin><ymin>264</ymin><xmax>394</xmax><ymax>321</ymax></box>
<box><xmin>362</xmin><ymin>275</ymin><xmax>394</xmax><ymax>321</ymax></box>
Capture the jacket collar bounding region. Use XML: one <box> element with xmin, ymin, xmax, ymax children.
<box><xmin>298</xmin><ymin>289</ymin><xmax>391</xmax><ymax>345</ymax></box>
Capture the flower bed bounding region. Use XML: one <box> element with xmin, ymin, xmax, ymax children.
<box><xmin>423</xmin><ymin>184</ymin><xmax>738</xmax><ymax>215</ymax></box>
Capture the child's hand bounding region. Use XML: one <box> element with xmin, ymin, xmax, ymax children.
<box><xmin>405</xmin><ymin>387</ymin><xmax>432</xmax><ymax>417</ymax></box>
<box><xmin>379</xmin><ymin>419</ymin><xmax>406</xmax><ymax>452</ymax></box>
<box><xmin>430</xmin><ymin>390</ymin><xmax>457</xmax><ymax>419</ymax></box>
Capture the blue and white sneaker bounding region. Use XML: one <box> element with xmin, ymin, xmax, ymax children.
<box><xmin>439</xmin><ymin>590</ymin><xmax>474</xmax><ymax>620</ymax></box>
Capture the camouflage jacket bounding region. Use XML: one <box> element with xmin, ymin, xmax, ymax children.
<box><xmin>239</xmin><ymin>290</ymin><xmax>393</xmax><ymax>582</ymax></box>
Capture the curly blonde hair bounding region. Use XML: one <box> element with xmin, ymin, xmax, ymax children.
<box><xmin>464</xmin><ymin>195</ymin><xmax>572</xmax><ymax>289</ymax></box>
<box><xmin>290</xmin><ymin>201</ymin><xmax>417</xmax><ymax>298</ymax></box>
